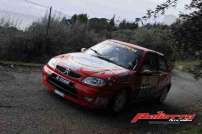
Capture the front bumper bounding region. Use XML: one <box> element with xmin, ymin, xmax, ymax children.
<box><xmin>42</xmin><ymin>65</ymin><xmax>110</xmax><ymax>109</ymax></box>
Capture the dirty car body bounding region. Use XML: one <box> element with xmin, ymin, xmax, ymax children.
<box><xmin>42</xmin><ymin>40</ymin><xmax>172</xmax><ymax>112</ymax></box>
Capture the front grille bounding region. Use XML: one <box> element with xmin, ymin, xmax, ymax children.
<box><xmin>48</xmin><ymin>74</ymin><xmax>77</xmax><ymax>96</ymax></box>
<box><xmin>56</xmin><ymin>65</ymin><xmax>81</xmax><ymax>78</ymax></box>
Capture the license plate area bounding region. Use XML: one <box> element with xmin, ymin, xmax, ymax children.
<box><xmin>55</xmin><ymin>75</ymin><xmax>70</xmax><ymax>85</ymax></box>
<box><xmin>48</xmin><ymin>74</ymin><xmax>77</xmax><ymax>95</ymax></box>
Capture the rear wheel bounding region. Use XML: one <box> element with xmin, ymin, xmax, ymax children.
<box><xmin>109</xmin><ymin>90</ymin><xmax>128</xmax><ymax>113</ymax></box>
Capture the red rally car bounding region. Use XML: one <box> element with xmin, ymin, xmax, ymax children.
<box><xmin>42</xmin><ymin>40</ymin><xmax>172</xmax><ymax>112</ymax></box>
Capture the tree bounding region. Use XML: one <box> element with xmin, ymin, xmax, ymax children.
<box><xmin>65</xmin><ymin>14</ymin><xmax>88</xmax><ymax>25</ymax></box>
<box><xmin>108</xmin><ymin>15</ymin><xmax>116</xmax><ymax>31</ymax></box>
<box><xmin>119</xmin><ymin>20</ymin><xmax>138</xmax><ymax>30</ymax></box>
<box><xmin>139</xmin><ymin>0</ymin><xmax>202</xmax><ymax>58</ymax></box>
<box><xmin>88</xmin><ymin>18</ymin><xmax>109</xmax><ymax>33</ymax></box>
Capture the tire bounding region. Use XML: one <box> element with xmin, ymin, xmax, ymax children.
<box><xmin>156</xmin><ymin>86</ymin><xmax>170</xmax><ymax>104</ymax></box>
<box><xmin>109</xmin><ymin>90</ymin><xmax>128</xmax><ymax>113</ymax></box>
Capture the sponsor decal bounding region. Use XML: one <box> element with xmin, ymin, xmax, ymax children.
<box><xmin>56</xmin><ymin>76</ymin><xmax>70</xmax><ymax>85</ymax></box>
<box><xmin>131</xmin><ymin>111</ymin><xmax>196</xmax><ymax>124</ymax></box>
<box><xmin>63</xmin><ymin>68</ymin><xmax>71</xmax><ymax>75</ymax></box>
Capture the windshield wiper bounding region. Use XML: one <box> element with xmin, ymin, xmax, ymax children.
<box><xmin>90</xmin><ymin>48</ymin><xmax>102</xmax><ymax>56</ymax></box>
<box><xmin>90</xmin><ymin>48</ymin><xmax>114</xmax><ymax>62</ymax></box>
<box><xmin>89</xmin><ymin>48</ymin><xmax>126</xmax><ymax>68</ymax></box>
<box><xmin>96</xmin><ymin>55</ymin><xmax>125</xmax><ymax>68</ymax></box>
<box><xmin>90</xmin><ymin>48</ymin><xmax>110</xmax><ymax>60</ymax></box>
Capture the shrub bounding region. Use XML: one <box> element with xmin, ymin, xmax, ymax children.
<box><xmin>0</xmin><ymin>15</ymin><xmax>176</xmax><ymax>63</ymax></box>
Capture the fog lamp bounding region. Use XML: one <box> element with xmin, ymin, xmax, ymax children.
<box><xmin>84</xmin><ymin>97</ymin><xmax>94</xmax><ymax>102</ymax></box>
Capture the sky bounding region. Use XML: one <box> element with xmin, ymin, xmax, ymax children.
<box><xmin>0</xmin><ymin>0</ymin><xmax>191</xmax><ymax>29</ymax></box>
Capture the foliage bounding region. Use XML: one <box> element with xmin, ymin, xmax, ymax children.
<box><xmin>0</xmin><ymin>14</ymin><xmax>177</xmax><ymax>63</ymax></box>
<box><xmin>119</xmin><ymin>20</ymin><xmax>138</xmax><ymax>30</ymax></box>
<box><xmin>139</xmin><ymin>0</ymin><xmax>202</xmax><ymax>60</ymax></box>
<box><xmin>172</xmin><ymin>11</ymin><xmax>202</xmax><ymax>60</ymax></box>
<box><xmin>0</xmin><ymin>16</ymin><xmax>99</xmax><ymax>63</ymax></box>
<box><xmin>147</xmin><ymin>0</ymin><xmax>202</xmax><ymax>76</ymax></box>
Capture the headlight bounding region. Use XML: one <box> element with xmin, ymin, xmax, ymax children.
<box><xmin>48</xmin><ymin>58</ymin><xmax>57</xmax><ymax>69</ymax></box>
<box><xmin>82</xmin><ymin>77</ymin><xmax>106</xmax><ymax>87</ymax></box>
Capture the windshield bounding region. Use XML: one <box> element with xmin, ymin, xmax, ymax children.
<box><xmin>85</xmin><ymin>41</ymin><xmax>142</xmax><ymax>69</ymax></box>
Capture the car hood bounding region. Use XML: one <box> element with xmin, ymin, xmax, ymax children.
<box><xmin>55</xmin><ymin>53</ymin><xmax>129</xmax><ymax>76</ymax></box>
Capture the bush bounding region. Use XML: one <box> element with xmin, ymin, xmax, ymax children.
<box><xmin>0</xmin><ymin>15</ymin><xmax>176</xmax><ymax>63</ymax></box>
<box><xmin>0</xmin><ymin>16</ymin><xmax>103</xmax><ymax>63</ymax></box>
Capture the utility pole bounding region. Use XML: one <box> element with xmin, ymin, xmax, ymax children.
<box><xmin>45</xmin><ymin>6</ymin><xmax>52</xmax><ymax>55</ymax></box>
<box><xmin>46</xmin><ymin>6</ymin><xmax>52</xmax><ymax>37</ymax></box>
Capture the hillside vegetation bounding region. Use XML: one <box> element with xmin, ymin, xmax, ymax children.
<box><xmin>0</xmin><ymin>13</ymin><xmax>201</xmax><ymax>70</ymax></box>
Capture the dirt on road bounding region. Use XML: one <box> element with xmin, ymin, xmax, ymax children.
<box><xmin>0</xmin><ymin>65</ymin><xmax>202</xmax><ymax>134</ymax></box>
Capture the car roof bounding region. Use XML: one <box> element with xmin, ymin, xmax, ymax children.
<box><xmin>108</xmin><ymin>39</ymin><xmax>164</xmax><ymax>56</ymax></box>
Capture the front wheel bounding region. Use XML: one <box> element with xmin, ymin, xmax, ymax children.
<box><xmin>109</xmin><ymin>90</ymin><xmax>128</xmax><ymax>113</ymax></box>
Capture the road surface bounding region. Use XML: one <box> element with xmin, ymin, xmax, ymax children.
<box><xmin>0</xmin><ymin>65</ymin><xmax>202</xmax><ymax>134</ymax></box>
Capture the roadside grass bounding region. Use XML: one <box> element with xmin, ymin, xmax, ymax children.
<box><xmin>170</xmin><ymin>111</ymin><xmax>202</xmax><ymax>134</ymax></box>
<box><xmin>0</xmin><ymin>60</ymin><xmax>42</xmax><ymax>68</ymax></box>
<box><xmin>176</xmin><ymin>126</ymin><xmax>202</xmax><ymax>134</ymax></box>
<box><xmin>176</xmin><ymin>112</ymin><xmax>202</xmax><ymax>134</ymax></box>
<box><xmin>175</xmin><ymin>60</ymin><xmax>200</xmax><ymax>72</ymax></box>
<box><xmin>175</xmin><ymin>60</ymin><xmax>202</xmax><ymax>79</ymax></box>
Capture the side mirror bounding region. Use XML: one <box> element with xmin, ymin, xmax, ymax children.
<box><xmin>141</xmin><ymin>69</ymin><xmax>153</xmax><ymax>75</ymax></box>
<box><xmin>81</xmin><ymin>48</ymin><xmax>86</xmax><ymax>52</ymax></box>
